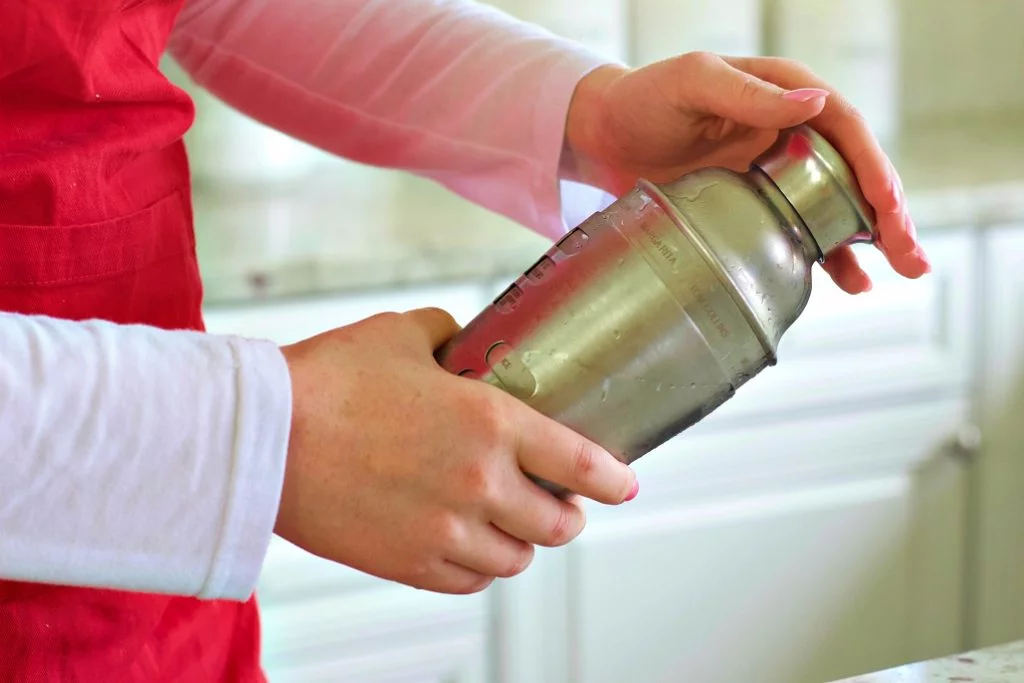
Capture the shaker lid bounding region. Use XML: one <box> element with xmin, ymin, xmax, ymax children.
<box><xmin>754</xmin><ymin>125</ymin><xmax>878</xmax><ymax>259</ymax></box>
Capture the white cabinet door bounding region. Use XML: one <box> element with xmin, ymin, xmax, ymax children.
<box><xmin>202</xmin><ymin>283</ymin><xmax>492</xmax><ymax>683</ymax></box>
<box><xmin>259</xmin><ymin>583</ymin><xmax>488</xmax><ymax>683</ymax></box>
<box><xmin>699</xmin><ymin>229</ymin><xmax>975</xmax><ymax>429</ymax></box>
<box><xmin>973</xmin><ymin>224</ymin><xmax>1024</xmax><ymax>649</ymax></box>
<box><xmin>493</xmin><ymin>399</ymin><xmax>973</xmax><ymax>683</ymax></box>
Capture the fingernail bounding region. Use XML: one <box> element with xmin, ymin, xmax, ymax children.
<box><xmin>624</xmin><ymin>478</ymin><xmax>639</xmax><ymax>503</ymax></box>
<box><xmin>782</xmin><ymin>88</ymin><xmax>830</xmax><ymax>102</ymax></box>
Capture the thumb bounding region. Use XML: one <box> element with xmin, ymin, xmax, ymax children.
<box><xmin>682</xmin><ymin>53</ymin><xmax>828</xmax><ymax>129</ymax></box>
<box><xmin>402</xmin><ymin>306</ymin><xmax>461</xmax><ymax>351</ymax></box>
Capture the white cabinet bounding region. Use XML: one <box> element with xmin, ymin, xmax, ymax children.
<box><xmin>495</xmin><ymin>400</ymin><xmax>972</xmax><ymax>683</ymax></box>
<box><xmin>200</xmin><ymin>223</ymin><xmax>1007</xmax><ymax>682</ymax></box>
<box><xmin>490</xmin><ymin>229</ymin><xmax>976</xmax><ymax>683</ymax></box>
<box><xmin>700</xmin><ymin>229</ymin><xmax>976</xmax><ymax>431</ymax></box>
<box><xmin>258</xmin><ymin>584</ymin><xmax>488</xmax><ymax>683</ymax></box>
<box><xmin>202</xmin><ymin>283</ymin><xmax>492</xmax><ymax>683</ymax></box>
<box><xmin>973</xmin><ymin>224</ymin><xmax>1024</xmax><ymax>649</ymax></box>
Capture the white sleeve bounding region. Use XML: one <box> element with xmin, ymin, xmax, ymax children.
<box><xmin>168</xmin><ymin>0</ymin><xmax>618</xmax><ymax>240</ymax></box>
<box><xmin>0</xmin><ymin>312</ymin><xmax>291</xmax><ymax>601</ymax></box>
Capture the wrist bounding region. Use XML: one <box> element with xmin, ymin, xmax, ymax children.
<box><xmin>275</xmin><ymin>342</ymin><xmax>308</xmax><ymax>540</ymax></box>
<box><xmin>563</xmin><ymin>64</ymin><xmax>629</xmax><ymax>194</ymax></box>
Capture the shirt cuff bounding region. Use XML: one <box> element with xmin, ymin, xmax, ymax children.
<box><xmin>198</xmin><ymin>337</ymin><xmax>292</xmax><ymax>600</ymax></box>
<box><xmin>529</xmin><ymin>45</ymin><xmax>620</xmax><ymax>240</ymax></box>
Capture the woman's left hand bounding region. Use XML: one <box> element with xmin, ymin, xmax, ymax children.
<box><xmin>564</xmin><ymin>52</ymin><xmax>930</xmax><ymax>294</ymax></box>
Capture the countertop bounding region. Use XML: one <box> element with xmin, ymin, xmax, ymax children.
<box><xmin>194</xmin><ymin>115</ymin><xmax>1024</xmax><ymax>306</ymax></box>
<box><xmin>834</xmin><ymin>640</ymin><xmax>1024</xmax><ymax>682</ymax></box>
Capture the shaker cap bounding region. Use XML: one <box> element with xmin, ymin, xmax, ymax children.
<box><xmin>754</xmin><ymin>125</ymin><xmax>878</xmax><ymax>259</ymax></box>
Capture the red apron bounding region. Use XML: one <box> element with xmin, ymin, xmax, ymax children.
<box><xmin>0</xmin><ymin>1</ymin><xmax>265</xmax><ymax>680</ymax></box>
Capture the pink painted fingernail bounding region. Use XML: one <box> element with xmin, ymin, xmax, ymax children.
<box><xmin>782</xmin><ymin>88</ymin><xmax>830</xmax><ymax>102</ymax></box>
<box><xmin>624</xmin><ymin>478</ymin><xmax>640</xmax><ymax>502</ymax></box>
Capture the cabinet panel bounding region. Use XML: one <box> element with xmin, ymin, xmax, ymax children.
<box><xmin>576</xmin><ymin>476</ymin><xmax>912</xmax><ymax>683</ymax></box>
<box><xmin>494</xmin><ymin>400</ymin><xmax>970</xmax><ymax>683</ymax></box>
<box><xmin>705</xmin><ymin>229</ymin><xmax>975</xmax><ymax>427</ymax></box>
<box><xmin>974</xmin><ymin>224</ymin><xmax>1024</xmax><ymax>648</ymax></box>
<box><xmin>261</xmin><ymin>586</ymin><xmax>487</xmax><ymax>683</ymax></box>
<box><xmin>620</xmin><ymin>393</ymin><xmax>970</xmax><ymax>510</ymax></box>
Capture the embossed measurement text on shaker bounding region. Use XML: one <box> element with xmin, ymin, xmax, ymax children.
<box><xmin>639</xmin><ymin>221</ymin><xmax>679</xmax><ymax>267</ymax></box>
<box><xmin>688</xmin><ymin>281</ymin><xmax>730</xmax><ymax>339</ymax></box>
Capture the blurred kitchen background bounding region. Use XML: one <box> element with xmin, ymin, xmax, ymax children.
<box><xmin>163</xmin><ymin>1</ymin><xmax>1024</xmax><ymax>681</ymax></box>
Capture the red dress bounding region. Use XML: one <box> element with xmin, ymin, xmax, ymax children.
<box><xmin>0</xmin><ymin>1</ymin><xmax>265</xmax><ymax>680</ymax></box>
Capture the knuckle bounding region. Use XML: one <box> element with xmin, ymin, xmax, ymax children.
<box><xmin>366</xmin><ymin>310</ymin><xmax>402</xmax><ymax>328</ymax></box>
<box><xmin>499</xmin><ymin>544</ymin><xmax>535</xmax><ymax>578</ymax></box>
<box><xmin>432</xmin><ymin>513</ymin><xmax>468</xmax><ymax>552</ymax></box>
<box><xmin>458</xmin><ymin>459</ymin><xmax>500</xmax><ymax>504</ymax></box>
<box><xmin>762</xmin><ymin>55</ymin><xmax>813</xmax><ymax>77</ymax></box>
<box><xmin>682</xmin><ymin>50</ymin><xmax>717</xmax><ymax>69</ymax></box>
<box><xmin>738</xmin><ymin>78</ymin><xmax>762</xmax><ymax>102</ymax></box>
<box><xmin>569</xmin><ymin>440</ymin><xmax>599</xmax><ymax>484</ymax></box>
<box><xmin>473</xmin><ymin>394</ymin><xmax>513</xmax><ymax>451</ymax></box>
<box><xmin>842</xmin><ymin>100</ymin><xmax>869</xmax><ymax>125</ymax></box>
<box><xmin>422</xmin><ymin>306</ymin><xmax>458</xmax><ymax>327</ymax></box>
<box><xmin>545</xmin><ymin>503</ymin><xmax>580</xmax><ymax>547</ymax></box>
<box><xmin>776</xmin><ymin>56</ymin><xmax>808</xmax><ymax>73</ymax></box>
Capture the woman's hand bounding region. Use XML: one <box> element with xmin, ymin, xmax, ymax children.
<box><xmin>564</xmin><ymin>52</ymin><xmax>930</xmax><ymax>294</ymax></box>
<box><xmin>275</xmin><ymin>308</ymin><xmax>637</xmax><ymax>595</ymax></box>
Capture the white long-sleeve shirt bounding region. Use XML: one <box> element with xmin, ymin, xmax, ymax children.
<box><xmin>0</xmin><ymin>0</ymin><xmax>613</xmax><ymax>600</ymax></box>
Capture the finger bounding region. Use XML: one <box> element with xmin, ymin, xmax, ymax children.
<box><xmin>723</xmin><ymin>56</ymin><xmax>929</xmax><ymax>276</ymax></box>
<box><xmin>402</xmin><ymin>306</ymin><xmax>461</xmax><ymax>350</ymax></box>
<box><xmin>447</xmin><ymin>522</ymin><xmax>536</xmax><ymax>578</ymax></box>
<box><xmin>512</xmin><ymin>407</ymin><xmax>636</xmax><ymax>505</ymax></box>
<box><xmin>820</xmin><ymin>246</ymin><xmax>873</xmax><ymax>294</ymax></box>
<box><xmin>490</xmin><ymin>473</ymin><xmax>588</xmax><ymax>547</ymax></box>
<box><xmin>882</xmin><ymin>244</ymin><xmax>932</xmax><ymax>280</ymax></box>
<box><xmin>679</xmin><ymin>52</ymin><xmax>828</xmax><ymax>130</ymax></box>
<box><xmin>406</xmin><ymin>561</ymin><xmax>495</xmax><ymax>595</ymax></box>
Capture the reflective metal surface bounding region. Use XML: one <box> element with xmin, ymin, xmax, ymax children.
<box><xmin>435</xmin><ymin>125</ymin><xmax>879</xmax><ymax>495</ymax></box>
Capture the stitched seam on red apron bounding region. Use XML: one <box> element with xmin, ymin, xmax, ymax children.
<box><xmin>0</xmin><ymin>191</ymin><xmax>196</xmax><ymax>287</ymax></box>
<box><xmin>0</xmin><ymin>248</ymin><xmax>195</xmax><ymax>287</ymax></box>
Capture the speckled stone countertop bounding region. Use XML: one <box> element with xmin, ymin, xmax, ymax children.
<box><xmin>834</xmin><ymin>640</ymin><xmax>1024</xmax><ymax>682</ymax></box>
<box><xmin>194</xmin><ymin>115</ymin><xmax>1024</xmax><ymax>306</ymax></box>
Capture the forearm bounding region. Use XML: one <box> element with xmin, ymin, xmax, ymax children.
<box><xmin>0</xmin><ymin>313</ymin><xmax>290</xmax><ymax>600</ymax></box>
<box><xmin>168</xmin><ymin>0</ymin><xmax>616</xmax><ymax>238</ymax></box>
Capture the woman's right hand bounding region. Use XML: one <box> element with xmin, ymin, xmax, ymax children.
<box><xmin>275</xmin><ymin>307</ymin><xmax>638</xmax><ymax>594</ymax></box>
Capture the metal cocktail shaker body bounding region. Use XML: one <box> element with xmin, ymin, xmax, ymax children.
<box><xmin>435</xmin><ymin>126</ymin><xmax>877</xmax><ymax>492</ymax></box>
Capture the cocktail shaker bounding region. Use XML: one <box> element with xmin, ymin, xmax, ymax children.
<box><xmin>435</xmin><ymin>125</ymin><xmax>877</xmax><ymax>494</ymax></box>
